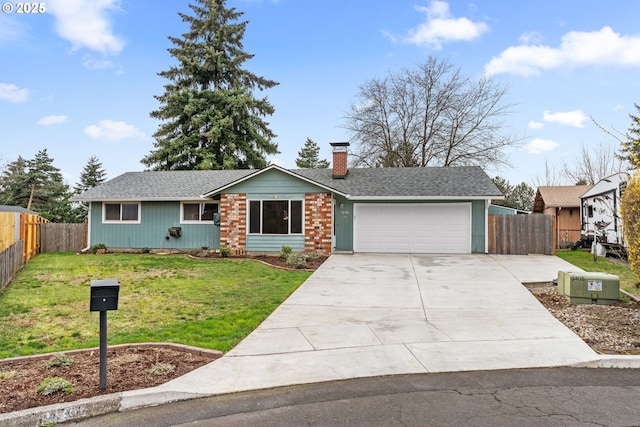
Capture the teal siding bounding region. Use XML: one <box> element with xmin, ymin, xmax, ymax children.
<box><xmin>333</xmin><ymin>195</ymin><xmax>353</xmax><ymax>251</ymax></box>
<box><xmin>246</xmin><ymin>235</ymin><xmax>305</xmax><ymax>253</ymax></box>
<box><xmin>228</xmin><ymin>168</ymin><xmax>326</xmax><ymax>194</ymax></box>
<box><xmin>89</xmin><ymin>202</ymin><xmax>220</xmax><ymax>250</ymax></box>
<box><xmin>471</xmin><ymin>200</ymin><xmax>486</xmax><ymax>253</ymax></box>
<box><xmin>489</xmin><ymin>204</ymin><xmax>517</xmax><ymax>215</ymax></box>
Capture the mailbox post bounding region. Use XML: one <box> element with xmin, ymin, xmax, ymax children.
<box><xmin>90</xmin><ymin>279</ymin><xmax>120</xmax><ymax>390</ymax></box>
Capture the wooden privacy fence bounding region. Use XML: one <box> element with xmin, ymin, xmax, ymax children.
<box><xmin>20</xmin><ymin>213</ymin><xmax>47</xmax><ymax>262</ymax></box>
<box><xmin>41</xmin><ymin>223</ymin><xmax>88</xmax><ymax>253</ymax></box>
<box><xmin>0</xmin><ymin>240</ymin><xmax>24</xmax><ymax>292</ymax></box>
<box><xmin>0</xmin><ymin>212</ymin><xmax>18</xmax><ymax>253</ymax></box>
<box><xmin>488</xmin><ymin>214</ymin><xmax>555</xmax><ymax>255</ymax></box>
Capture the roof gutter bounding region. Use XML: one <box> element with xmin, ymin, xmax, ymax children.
<box><xmin>346</xmin><ymin>195</ymin><xmax>504</xmax><ymax>201</ymax></box>
<box><xmin>72</xmin><ymin>197</ymin><xmax>213</xmax><ymax>203</ymax></box>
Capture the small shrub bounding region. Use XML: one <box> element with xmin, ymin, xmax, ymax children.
<box><xmin>306</xmin><ymin>252</ymin><xmax>323</xmax><ymax>260</ymax></box>
<box><xmin>37</xmin><ymin>377</ymin><xmax>73</xmax><ymax>396</ymax></box>
<box><xmin>280</xmin><ymin>245</ymin><xmax>293</xmax><ymax>259</ymax></box>
<box><xmin>89</xmin><ymin>243</ymin><xmax>107</xmax><ymax>254</ymax></box>
<box><xmin>148</xmin><ymin>362</ymin><xmax>175</xmax><ymax>376</ymax></box>
<box><xmin>285</xmin><ymin>252</ymin><xmax>308</xmax><ymax>269</ymax></box>
<box><xmin>141</xmin><ymin>247</ymin><xmax>150</xmax><ymax>254</ymax></box>
<box><xmin>46</xmin><ymin>353</ymin><xmax>74</xmax><ymax>369</ymax></box>
<box><xmin>220</xmin><ymin>247</ymin><xmax>231</xmax><ymax>258</ymax></box>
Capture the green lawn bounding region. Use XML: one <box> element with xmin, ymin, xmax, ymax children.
<box><xmin>556</xmin><ymin>249</ymin><xmax>640</xmax><ymax>297</ymax></box>
<box><xmin>0</xmin><ymin>253</ymin><xmax>312</xmax><ymax>359</ymax></box>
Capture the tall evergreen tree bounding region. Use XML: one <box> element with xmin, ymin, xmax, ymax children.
<box><xmin>142</xmin><ymin>0</ymin><xmax>279</xmax><ymax>171</ymax></box>
<box><xmin>72</xmin><ymin>156</ymin><xmax>107</xmax><ymax>222</ymax></box>
<box><xmin>625</xmin><ymin>103</ymin><xmax>640</xmax><ymax>167</ymax></box>
<box><xmin>73</xmin><ymin>156</ymin><xmax>107</xmax><ymax>194</ymax></box>
<box><xmin>295</xmin><ymin>138</ymin><xmax>329</xmax><ymax>168</ymax></box>
<box><xmin>0</xmin><ymin>150</ymin><xmax>82</xmax><ymax>222</ymax></box>
<box><xmin>25</xmin><ymin>149</ymin><xmax>70</xmax><ymax>221</ymax></box>
<box><xmin>0</xmin><ymin>156</ymin><xmax>30</xmax><ymax>207</ymax></box>
<box><xmin>491</xmin><ymin>176</ymin><xmax>534</xmax><ymax>211</ymax></box>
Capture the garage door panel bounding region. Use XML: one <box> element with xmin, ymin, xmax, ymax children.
<box><xmin>354</xmin><ymin>203</ymin><xmax>471</xmax><ymax>254</ymax></box>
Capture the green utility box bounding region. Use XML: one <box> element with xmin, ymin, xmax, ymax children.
<box><xmin>556</xmin><ymin>270</ymin><xmax>583</xmax><ymax>295</ymax></box>
<box><xmin>557</xmin><ymin>271</ymin><xmax>619</xmax><ymax>305</ymax></box>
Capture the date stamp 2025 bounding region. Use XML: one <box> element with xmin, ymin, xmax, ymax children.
<box><xmin>2</xmin><ymin>2</ymin><xmax>46</xmax><ymax>14</ymax></box>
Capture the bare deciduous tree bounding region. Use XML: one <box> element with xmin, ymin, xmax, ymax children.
<box><xmin>561</xmin><ymin>141</ymin><xmax>629</xmax><ymax>185</ymax></box>
<box><xmin>343</xmin><ymin>57</ymin><xmax>521</xmax><ymax>168</ymax></box>
<box><xmin>531</xmin><ymin>160</ymin><xmax>564</xmax><ymax>187</ymax></box>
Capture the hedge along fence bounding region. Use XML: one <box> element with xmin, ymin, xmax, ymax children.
<box><xmin>0</xmin><ymin>240</ymin><xmax>24</xmax><ymax>292</ymax></box>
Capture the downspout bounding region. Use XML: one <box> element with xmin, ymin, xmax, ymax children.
<box><xmin>485</xmin><ymin>199</ymin><xmax>490</xmax><ymax>253</ymax></box>
<box><xmin>81</xmin><ymin>202</ymin><xmax>92</xmax><ymax>252</ymax></box>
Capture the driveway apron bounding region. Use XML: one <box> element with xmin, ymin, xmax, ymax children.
<box><xmin>122</xmin><ymin>253</ymin><xmax>600</xmax><ymax>405</ymax></box>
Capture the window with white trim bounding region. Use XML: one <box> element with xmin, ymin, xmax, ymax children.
<box><xmin>181</xmin><ymin>202</ymin><xmax>219</xmax><ymax>223</ymax></box>
<box><xmin>103</xmin><ymin>202</ymin><xmax>140</xmax><ymax>223</ymax></box>
<box><xmin>249</xmin><ymin>200</ymin><xmax>303</xmax><ymax>234</ymax></box>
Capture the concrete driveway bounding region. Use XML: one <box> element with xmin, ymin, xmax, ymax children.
<box><xmin>123</xmin><ymin>253</ymin><xmax>605</xmax><ymax>408</ymax></box>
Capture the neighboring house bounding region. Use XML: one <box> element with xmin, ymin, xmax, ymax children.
<box><xmin>488</xmin><ymin>204</ymin><xmax>530</xmax><ymax>215</ymax></box>
<box><xmin>0</xmin><ymin>205</ymin><xmax>39</xmax><ymax>214</ymax></box>
<box><xmin>533</xmin><ymin>185</ymin><xmax>592</xmax><ymax>247</ymax></box>
<box><xmin>72</xmin><ymin>143</ymin><xmax>503</xmax><ymax>255</ymax></box>
<box><xmin>580</xmin><ymin>172</ymin><xmax>630</xmax><ymax>248</ymax></box>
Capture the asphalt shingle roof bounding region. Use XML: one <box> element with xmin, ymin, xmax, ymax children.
<box><xmin>73</xmin><ymin>166</ymin><xmax>502</xmax><ymax>201</ymax></box>
<box><xmin>72</xmin><ymin>170</ymin><xmax>255</xmax><ymax>201</ymax></box>
<box><xmin>533</xmin><ymin>185</ymin><xmax>592</xmax><ymax>212</ymax></box>
<box><xmin>294</xmin><ymin>166</ymin><xmax>503</xmax><ymax>198</ymax></box>
<box><xmin>0</xmin><ymin>205</ymin><xmax>39</xmax><ymax>214</ymax></box>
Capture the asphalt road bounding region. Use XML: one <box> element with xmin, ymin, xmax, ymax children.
<box><xmin>62</xmin><ymin>368</ymin><xmax>640</xmax><ymax>427</ymax></box>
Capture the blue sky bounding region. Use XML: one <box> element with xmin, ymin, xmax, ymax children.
<box><xmin>1</xmin><ymin>0</ymin><xmax>639</xmax><ymax>188</ymax></box>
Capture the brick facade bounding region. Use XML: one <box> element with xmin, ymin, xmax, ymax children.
<box><xmin>219</xmin><ymin>193</ymin><xmax>246</xmax><ymax>255</ymax></box>
<box><xmin>220</xmin><ymin>192</ymin><xmax>333</xmax><ymax>255</ymax></box>
<box><xmin>304</xmin><ymin>193</ymin><xmax>333</xmax><ymax>255</ymax></box>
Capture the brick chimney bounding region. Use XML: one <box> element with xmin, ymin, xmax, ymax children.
<box><xmin>330</xmin><ymin>142</ymin><xmax>350</xmax><ymax>179</ymax></box>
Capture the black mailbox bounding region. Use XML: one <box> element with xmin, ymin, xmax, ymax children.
<box><xmin>90</xmin><ymin>280</ymin><xmax>120</xmax><ymax>311</ymax></box>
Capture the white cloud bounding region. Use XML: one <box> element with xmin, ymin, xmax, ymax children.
<box><xmin>37</xmin><ymin>115</ymin><xmax>68</xmax><ymax>126</ymax></box>
<box><xmin>84</xmin><ymin>120</ymin><xmax>145</xmax><ymax>141</ymax></box>
<box><xmin>0</xmin><ymin>15</ymin><xmax>28</xmax><ymax>41</ymax></box>
<box><xmin>519</xmin><ymin>31</ymin><xmax>543</xmax><ymax>45</ymax></box>
<box><xmin>485</xmin><ymin>26</ymin><xmax>640</xmax><ymax>76</ymax></box>
<box><xmin>524</xmin><ymin>138</ymin><xmax>559</xmax><ymax>154</ymax></box>
<box><xmin>82</xmin><ymin>55</ymin><xmax>124</xmax><ymax>74</ymax></box>
<box><xmin>83</xmin><ymin>56</ymin><xmax>114</xmax><ymax>70</ymax></box>
<box><xmin>47</xmin><ymin>0</ymin><xmax>125</xmax><ymax>55</ymax></box>
<box><xmin>542</xmin><ymin>109</ymin><xmax>588</xmax><ymax>128</ymax></box>
<box><xmin>392</xmin><ymin>1</ymin><xmax>489</xmax><ymax>50</ymax></box>
<box><xmin>0</xmin><ymin>83</ymin><xmax>29</xmax><ymax>103</ymax></box>
<box><xmin>528</xmin><ymin>121</ymin><xmax>544</xmax><ymax>130</ymax></box>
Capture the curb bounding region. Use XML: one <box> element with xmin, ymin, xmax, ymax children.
<box><xmin>572</xmin><ymin>355</ymin><xmax>640</xmax><ymax>369</ymax></box>
<box><xmin>4</xmin><ymin>355</ymin><xmax>640</xmax><ymax>426</ymax></box>
<box><xmin>0</xmin><ymin>394</ymin><xmax>122</xmax><ymax>427</ymax></box>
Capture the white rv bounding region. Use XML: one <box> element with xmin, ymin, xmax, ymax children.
<box><xmin>579</xmin><ymin>172</ymin><xmax>630</xmax><ymax>257</ymax></box>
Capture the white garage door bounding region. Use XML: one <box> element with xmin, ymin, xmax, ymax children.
<box><xmin>353</xmin><ymin>203</ymin><xmax>472</xmax><ymax>253</ymax></box>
